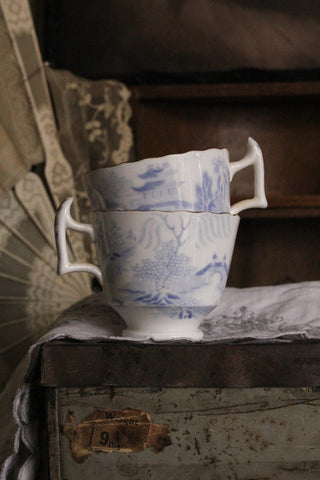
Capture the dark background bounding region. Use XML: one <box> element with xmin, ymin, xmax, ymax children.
<box><xmin>30</xmin><ymin>0</ymin><xmax>320</xmax><ymax>83</ymax></box>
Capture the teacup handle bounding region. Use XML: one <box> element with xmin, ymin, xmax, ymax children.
<box><xmin>229</xmin><ymin>137</ymin><xmax>267</xmax><ymax>215</ymax></box>
<box><xmin>55</xmin><ymin>197</ymin><xmax>102</xmax><ymax>285</ymax></box>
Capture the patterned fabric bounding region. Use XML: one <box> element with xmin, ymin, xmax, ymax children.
<box><xmin>46</xmin><ymin>67</ymin><xmax>134</xmax><ymax>221</ymax></box>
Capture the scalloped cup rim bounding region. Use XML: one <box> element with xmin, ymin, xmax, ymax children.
<box><xmin>82</xmin><ymin>147</ymin><xmax>229</xmax><ymax>178</ymax></box>
<box><xmin>91</xmin><ymin>209</ymin><xmax>239</xmax><ymax>216</ymax></box>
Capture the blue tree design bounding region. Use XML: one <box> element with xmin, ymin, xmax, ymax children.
<box><xmin>195</xmin><ymin>171</ymin><xmax>215</xmax><ymax>210</ymax></box>
<box><xmin>194</xmin><ymin>158</ymin><xmax>229</xmax><ymax>211</ymax></box>
<box><xmin>132</xmin><ymin>240</ymin><xmax>196</xmax><ymax>304</ymax></box>
<box><xmin>120</xmin><ymin>213</ymin><xmax>228</xmax><ymax>306</ymax></box>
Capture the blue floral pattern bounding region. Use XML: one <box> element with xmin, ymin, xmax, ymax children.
<box><xmin>85</xmin><ymin>156</ymin><xmax>230</xmax><ymax>212</ymax></box>
<box><xmin>101</xmin><ymin>213</ymin><xmax>235</xmax><ymax>314</ymax></box>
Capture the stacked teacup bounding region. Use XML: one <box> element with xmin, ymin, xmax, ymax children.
<box><xmin>55</xmin><ymin>138</ymin><xmax>267</xmax><ymax>341</ymax></box>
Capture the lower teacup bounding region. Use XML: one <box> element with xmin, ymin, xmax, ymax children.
<box><xmin>55</xmin><ymin>198</ymin><xmax>240</xmax><ymax>340</ymax></box>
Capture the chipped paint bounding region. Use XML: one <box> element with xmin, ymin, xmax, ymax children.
<box><xmin>53</xmin><ymin>387</ymin><xmax>320</xmax><ymax>478</ymax></box>
<box><xmin>62</xmin><ymin>408</ymin><xmax>171</xmax><ymax>462</ymax></box>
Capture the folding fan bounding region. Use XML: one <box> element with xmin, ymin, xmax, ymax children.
<box><xmin>0</xmin><ymin>0</ymin><xmax>134</xmax><ymax>388</ymax></box>
<box><xmin>0</xmin><ymin>172</ymin><xmax>92</xmax><ymax>387</ymax></box>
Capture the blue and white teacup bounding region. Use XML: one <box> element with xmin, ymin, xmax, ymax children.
<box><xmin>55</xmin><ymin>200</ymin><xmax>240</xmax><ymax>340</ymax></box>
<box><xmin>82</xmin><ymin>137</ymin><xmax>267</xmax><ymax>215</ymax></box>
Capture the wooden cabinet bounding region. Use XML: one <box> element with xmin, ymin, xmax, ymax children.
<box><xmin>40</xmin><ymin>341</ymin><xmax>320</xmax><ymax>479</ymax></box>
<box><xmin>130</xmin><ymin>82</ymin><xmax>320</xmax><ymax>286</ymax></box>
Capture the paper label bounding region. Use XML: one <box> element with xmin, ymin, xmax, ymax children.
<box><xmin>62</xmin><ymin>408</ymin><xmax>171</xmax><ymax>462</ymax></box>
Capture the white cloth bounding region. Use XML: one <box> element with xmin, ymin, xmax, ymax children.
<box><xmin>1</xmin><ymin>281</ymin><xmax>320</xmax><ymax>479</ymax></box>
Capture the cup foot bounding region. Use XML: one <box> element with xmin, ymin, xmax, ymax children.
<box><xmin>122</xmin><ymin>327</ymin><xmax>203</xmax><ymax>341</ymax></box>
<box><xmin>113</xmin><ymin>305</ymin><xmax>214</xmax><ymax>341</ymax></box>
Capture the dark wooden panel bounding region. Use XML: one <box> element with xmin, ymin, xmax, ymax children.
<box><xmin>228</xmin><ymin>218</ymin><xmax>320</xmax><ymax>286</ymax></box>
<box><xmin>130</xmin><ymin>83</ymin><xmax>320</xmax><ymax>204</ymax></box>
<box><xmin>129</xmin><ymin>82</ymin><xmax>320</xmax><ymax>286</ymax></box>
<box><xmin>40</xmin><ymin>341</ymin><xmax>320</xmax><ymax>388</ymax></box>
<box><xmin>132</xmin><ymin>81</ymin><xmax>320</xmax><ymax>99</ymax></box>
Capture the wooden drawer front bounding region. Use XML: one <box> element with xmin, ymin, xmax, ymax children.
<box><xmin>47</xmin><ymin>386</ymin><xmax>320</xmax><ymax>479</ymax></box>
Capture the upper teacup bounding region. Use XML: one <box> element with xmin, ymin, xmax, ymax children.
<box><xmin>82</xmin><ymin>137</ymin><xmax>267</xmax><ymax>215</ymax></box>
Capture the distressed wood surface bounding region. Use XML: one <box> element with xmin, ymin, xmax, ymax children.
<box><xmin>46</xmin><ymin>388</ymin><xmax>61</xmax><ymax>480</ymax></box>
<box><xmin>40</xmin><ymin>341</ymin><xmax>320</xmax><ymax>388</ymax></box>
<box><xmin>47</xmin><ymin>385</ymin><xmax>320</xmax><ymax>479</ymax></box>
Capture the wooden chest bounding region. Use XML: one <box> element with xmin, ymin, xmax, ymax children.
<box><xmin>38</xmin><ymin>341</ymin><xmax>320</xmax><ymax>479</ymax></box>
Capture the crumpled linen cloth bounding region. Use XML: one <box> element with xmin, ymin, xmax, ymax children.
<box><xmin>1</xmin><ymin>281</ymin><xmax>320</xmax><ymax>479</ymax></box>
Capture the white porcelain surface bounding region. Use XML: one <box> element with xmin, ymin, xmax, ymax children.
<box><xmin>55</xmin><ymin>201</ymin><xmax>240</xmax><ymax>340</ymax></box>
<box><xmin>82</xmin><ymin>137</ymin><xmax>267</xmax><ymax>215</ymax></box>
